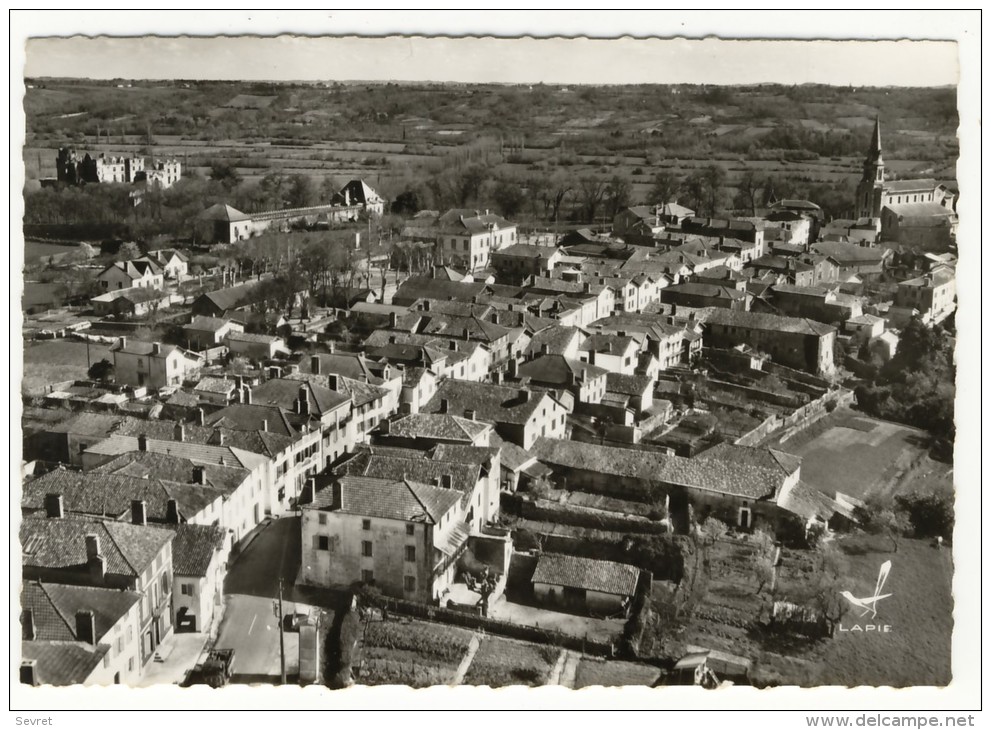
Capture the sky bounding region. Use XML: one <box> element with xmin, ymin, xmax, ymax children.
<box><xmin>16</xmin><ymin>11</ymin><xmax>965</xmax><ymax>86</ymax></box>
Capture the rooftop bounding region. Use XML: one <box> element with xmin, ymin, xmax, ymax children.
<box><xmin>309</xmin><ymin>476</ymin><xmax>461</xmax><ymax>524</ymax></box>
<box><xmin>532</xmin><ymin>553</ymin><xmax>639</xmax><ymax>597</ymax></box>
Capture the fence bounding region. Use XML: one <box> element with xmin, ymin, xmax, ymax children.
<box><xmin>377</xmin><ymin>595</ymin><xmax>615</xmax><ymax>657</ymax></box>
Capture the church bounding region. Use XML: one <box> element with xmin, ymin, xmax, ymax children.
<box><xmin>854</xmin><ymin>119</ymin><xmax>957</xmax><ymax>250</ymax></box>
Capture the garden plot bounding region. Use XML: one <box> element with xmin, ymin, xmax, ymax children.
<box><xmin>462</xmin><ymin>635</ymin><xmax>561</xmax><ymax>688</ymax></box>
<box><xmin>355</xmin><ymin>617</ymin><xmax>475</xmax><ymax>688</ymax></box>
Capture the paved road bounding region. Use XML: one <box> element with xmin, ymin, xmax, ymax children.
<box><xmin>216</xmin><ymin>517</ymin><xmax>306</xmax><ymax>680</ymax></box>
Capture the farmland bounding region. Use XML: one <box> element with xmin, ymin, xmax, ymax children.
<box><xmin>22</xmin><ymin>339</ymin><xmax>111</xmax><ymax>395</ymax></box>
<box><xmin>22</xmin><ymin>79</ymin><xmax>958</xmax><ymax>226</ymax></box>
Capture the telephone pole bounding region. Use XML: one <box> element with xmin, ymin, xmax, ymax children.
<box><xmin>278</xmin><ymin>579</ymin><xmax>287</xmax><ymax>685</ymax></box>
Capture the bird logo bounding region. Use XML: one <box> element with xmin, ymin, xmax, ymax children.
<box><xmin>840</xmin><ymin>560</ymin><xmax>892</xmax><ymax>619</ymax></box>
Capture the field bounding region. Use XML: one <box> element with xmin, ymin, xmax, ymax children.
<box><xmin>23</xmin><ymin>239</ymin><xmax>81</xmax><ymax>263</ymax></box>
<box><xmin>810</xmin><ymin>536</ymin><xmax>953</xmax><ymax>687</ymax></box>
<box><xmin>777</xmin><ymin>408</ymin><xmax>937</xmax><ymax>501</ymax></box>
<box><xmin>21</xmin><ymin>339</ymin><xmax>111</xmax><ymax>395</ymax></box>
<box><xmin>573</xmin><ymin>658</ymin><xmax>662</xmax><ymax>688</ymax></box>
<box><xmin>355</xmin><ymin>617</ymin><xmax>475</xmax><ymax>688</ymax></box>
<box><xmin>462</xmin><ymin>635</ymin><xmax>561</xmax><ymax>687</ymax></box>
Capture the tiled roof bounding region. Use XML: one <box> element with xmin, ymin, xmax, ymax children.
<box><xmin>525</xmin><ymin>325</ymin><xmax>582</xmax><ymax>357</ymax></box>
<box><xmin>335</xmin><ymin>451</ymin><xmax>481</xmax><ymax>499</ymax></box>
<box><xmin>605</xmin><ymin>373</ymin><xmax>654</xmax><ymax>396</ymax></box>
<box><xmin>21</xmin><ymin>582</ymin><xmax>140</xmax><ymax>642</ymax></box>
<box><xmin>696</xmin><ymin>442</ymin><xmax>802</xmax><ymax>476</ymax></box>
<box><xmin>92</xmin><ymin>451</ymin><xmax>249</xmax><ymax>496</ymax></box>
<box><xmin>517</xmin><ymin>355</ymin><xmax>608</xmax><ymax>386</ymax></box>
<box><xmin>197</xmin><ymin>203</ymin><xmax>250</xmax><ymax>222</ymax></box>
<box><xmin>226</xmin><ymin>331</ymin><xmax>283</xmax><ymax>345</ymax></box>
<box><xmin>21</xmin><ymin>641</ymin><xmax>110</xmax><ymax>686</ymax></box>
<box><xmin>580</xmin><ymin>332</ymin><xmax>639</xmax><ymax>355</ymax></box>
<box><xmin>899</xmin><ymin>269</ymin><xmax>954</xmax><ymax>288</ymax></box>
<box><xmin>46</xmin><ymin>412</ymin><xmax>121</xmax><ymax>437</ymax></box>
<box><xmin>20</xmin><ymin>516</ymin><xmax>174</xmax><ymax>578</ymax></box>
<box><xmin>883</xmin><ymin>178</ymin><xmax>937</xmax><ymax>194</ymax></box>
<box><xmin>392</xmin><ymin>277</ymin><xmax>488</xmax><ymax>305</ymax></box>
<box><xmin>429</xmin><ymin>444</ymin><xmax>500</xmax><ymax>469</ymax></box>
<box><xmin>532</xmin><ymin>553</ymin><xmax>638</xmax><ymax>597</ymax></box>
<box><xmin>195</xmin><ymin>281</ymin><xmax>266</xmax><ymax>313</ymax></box>
<box><xmin>531</xmin><ymin>437</ymin><xmax>784</xmax><ymax>500</ymax></box>
<box><xmin>113</xmin><ymin>415</ymin><xmax>293</xmax><ymax>459</ymax></box>
<box><xmin>22</xmin><ymin>469</ymin><xmax>227</xmax><ymax>520</ymax></box>
<box><xmin>489</xmin><ymin>434</ymin><xmax>535</xmax><ymax>471</ymax></box>
<box><xmin>423</xmin><ymin>380</ymin><xmax>547</xmax><ymax>426</ymax></box>
<box><xmin>83</xmin><ymin>434</ymin><xmax>264</xmax><ymax>472</ymax></box>
<box><xmin>205</xmin><ymin>403</ymin><xmax>298</xmax><ymax>438</ymax></box>
<box><xmin>703</xmin><ymin>308</ymin><xmax>836</xmax><ymax>337</ymax></box>
<box><xmin>166</xmin><ymin>523</ymin><xmax>228</xmax><ymax>577</ymax></box>
<box><xmin>194</xmin><ymin>376</ymin><xmax>237</xmax><ymax>394</ymax></box>
<box><xmin>493</xmin><ymin>244</ymin><xmax>560</xmax><ymax>260</ymax></box>
<box><xmin>251</xmin><ymin>378</ymin><xmax>351</xmax><ymax>416</ymax></box>
<box><xmin>776</xmin><ymin>480</ymin><xmax>839</xmax><ymax>522</ymax></box>
<box><xmin>310</xmin><ymin>476</ymin><xmax>461</xmax><ymax>524</ymax></box>
<box><xmin>811</xmin><ymin>241</ymin><xmax>891</xmax><ymax>264</ymax></box>
<box><xmin>664</xmin><ymin>283</ymin><xmax>748</xmax><ymax>301</ymax></box>
<box><xmin>386</xmin><ymin>413</ymin><xmax>492</xmax><ymax>443</ymax></box>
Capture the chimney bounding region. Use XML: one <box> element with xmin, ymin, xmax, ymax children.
<box><xmin>540</xmin><ymin>343</ymin><xmax>549</xmax><ymax>355</ymax></box>
<box><xmin>297</xmin><ymin>385</ymin><xmax>310</xmax><ymax>416</ymax></box>
<box><xmin>262</xmin><ymin>419</ymin><xmax>269</xmax><ymax>433</ymax></box>
<box><xmin>441</xmin><ymin>474</ymin><xmax>453</xmax><ymax>490</ymax></box>
<box><xmin>447</xmin><ymin>340</ymin><xmax>456</xmax><ymax>351</ymax></box>
<box><xmin>19</xmin><ymin>661</ymin><xmax>38</xmax><ymax>687</ymax></box>
<box><xmin>583</xmin><ymin>283</ymin><xmax>591</xmax><ymax>293</ymax></box>
<box><xmin>152</xmin><ymin>342</ymin><xmax>161</xmax><ymax>356</ymax></box>
<box><xmin>422</xmin><ymin>300</ymin><xmax>430</xmax><ymax>312</ymax></box>
<box><xmin>130</xmin><ymin>499</ymin><xmax>147</xmax><ymax>526</ymax></box>
<box><xmin>166</xmin><ymin>499</ymin><xmax>180</xmax><ymax>524</ymax></box>
<box><xmin>327</xmin><ymin>374</ymin><xmax>339</xmax><ymax>391</ymax></box>
<box><xmin>388</xmin><ymin>335</ymin><xmax>397</xmax><ymax>344</ymax></box>
<box><xmin>439</xmin><ymin>398</ymin><xmax>450</xmax><ymax>414</ymax></box>
<box><xmin>311</xmin><ymin>355</ymin><xmax>321</xmax><ymax>375</ymax></box>
<box><xmin>22</xmin><ymin>609</ymin><xmax>35</xmax><ymax>641</ymax></box>
<box><xmin>463</xmin><ymin>328</ymin><xmax>471</xmax><ymax>341</ymax></box>
<box><xmin>174</xmin><ymin>423</ymin><xmax>185</xmax><ymax>442</ymax></box>
<box><xmin>235</xmin><ymin>375</ymin><xmax>244</xmax><ymax>390</ymax></box>
<box><xmin>242</xmin><ymin>386</ymin><xmax>252</xmax><ymax>405</ymax></box>
<box><xmin>85</xmin><ymin>535</ymin><xmax>105</xmax><ymax>581</ymax></box>
<box><xmin>389</xmin><ymin>312</ymin><xmax>398</xmax><ymax>329</ymax></box>
<box><xmin>192</xmin><ymin>465</ymin><xmax>205</xmax><ymax>485</ymax></box>
<box><xmin>44</xmin><ymin>493</ymin><xmax>64</xmax><ymax>519</ymax></box>
<box><xmin>197</xmin><ymin>408</ymin><xmax>205</xmax><ymax>427</ymax></box>
<box><xmin>75</xmin><ymin>611</ymin><xmax>97</xmax><ymax>646</ymax></box>
<box><xmin>137</xmin><ymin>434</ymin><xmax>148</xmax><ymax>452</ymax></box>
<box><xmin>464</xmin><ymin>409</ymin><xmax>476</xmax><ymax>421</ymax></box>
<box><xmin>331</xmin><ymin>480</ymin><xmax>344</xmax><ymax>510</ymax></box>
<box><xmin>119</xmin><ymin>336</ymin><xmax>127</xmax><ymax>351</ymax></box>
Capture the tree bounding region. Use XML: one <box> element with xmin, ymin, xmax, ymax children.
<box><xmin>649</xmin><ymin>171</ymin><xmax>682</xmax><ymax>207</ymax></box>
<box><xmin>209</xmin><ymin>161</ymin><xmax>242</xmax><ymax>188</ymax></box>
<box><xmin>87</xmin><ymin>358</ymin><xmax>115</xmax><ymax>384</ymax></box>
<box><xmin>391</xmin><ymin>189</ymin><xmax>420</xmax><ymax>216</ymax></box>
<box><xmin>751</xmin><ymin>530</ymin><xmax>776</xmax><ymax>595</ymax></box>
<box><xmin>701</xmin><ymin>164</ymin><xmax>727</xmax><ymax>216</ymax></box>
<box><xmin>492</xmin><ymin>179</ymin><xmax>527</xmax><ymax>219</ymax></box>
<box><xmin>853</xmin><ymin>496</ymin><xmax>912</xmax><ymax>553</ymax></box>
<box><xmin>604</xmin><ymin>174</ymin><xmax>633</xmax><ymax>218</ymax></box>
<box><xmin>286</xmin><ymin>174</ymin><xmax>317</xmax><ymax>209</ymax></box>
<box><xmin>734</xmin><ymin>169</ymin><xmax>765</xmax><ymax>216</ymax></box>
<box><xmin>895</xmin><ymin>490</ymin><xmax>954</xmax><ymax>541</ymax></box>
<box><xmin>577</xmin><ymin>176</ymin><xmax>608</xmax><ymax>224</ymax></box>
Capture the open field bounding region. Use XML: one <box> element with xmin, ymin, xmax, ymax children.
<box><xmin>22</xmin><ymin>339</ymin><xmax>111</xmax><ymax>395</ymax></box>
<box><xmin>356</xmin><ymin>617</ymin><xmax>475</xmax><ymax>687</ymax></box>
<box><xmin>811</xmin><ymin>536</ymin><xmax>953</xmax><ymax>687</ymax></box>
<box><xmin>778</xmin><ymin>408</ymin><xmax>934</xmax><ymax>501</ymax></box>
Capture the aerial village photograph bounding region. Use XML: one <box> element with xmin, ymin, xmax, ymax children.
<box><xmin>10</xmin><ymin>10</ymin><xmax>981</xmax><ymax>717</ymax></box>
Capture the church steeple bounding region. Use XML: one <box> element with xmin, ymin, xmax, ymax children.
<box><xmin>868</xmin><ymin>116</ymin><xmax>882</xmax><ymax>160</ymax></box>
<box><xmin>862</xmin><ymin>116</ymin><xmax>885</xmax><ymax>185</ymax></box>
<box><xmin>855</xmin><ymin>117</ymin><xmax>886</xmax><ymax>219</ymax></box>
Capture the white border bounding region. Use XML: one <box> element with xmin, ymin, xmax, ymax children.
<box><xmin>7</xmin><ymin>9</ymin><xmax>983</xmax><ymax>716</ymax></box>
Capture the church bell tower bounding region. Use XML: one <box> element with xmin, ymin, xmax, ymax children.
<box><xmin>855</xmin><ymin>118</ymin><xmax>885</xmax><ymax>219</ymax></box>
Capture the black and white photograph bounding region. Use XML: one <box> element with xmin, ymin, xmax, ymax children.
<box><xmin>8</xmin><ymin>10</ymin><xmax>981</xmax><ymax>719</ymax></box>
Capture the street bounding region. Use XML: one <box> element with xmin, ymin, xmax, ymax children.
<box><xmin>216</xmin><ymin>517</ymin><xmax>306</xmax><ymax>681</ymax></box>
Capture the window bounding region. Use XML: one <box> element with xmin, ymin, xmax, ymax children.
<box><xmin>406</xmin><ymin>524</ymin><xmax>415</xmax><ymax>536</ymax></box>
<box><xmin>317</xmin><ymin>535</ymin><xmax>330</xmax><ymax>551</ymax></box>
<box><xmin>128</xmin><ymin>658</ymin><xmax>134</xmax><ymax>672</ymax></box>
<box><xmin>362</xmin><ymin>541</ymin><xmax>373</xmax><ymax>557</ymax></box>
<box><xmin>362</xmin><ymin>519</ymin><xmax>371</xmax><ymax>530</ymax></box>
<box><xmin>318</xmin><ymin>513</ymin><xmax>327</xmax><ymax>525</ymax></box>
<box><xmin>405</xmin><ymin>546</ymin><xmax>416</xmax><ymax>562</ymax></box>
<box><xmin>361</xmin><ymin>569</ymin><xmax>374</xmax><ymax>583</ymax></box>
<box><xmin>404</xmin><ymin>576</ymin><xmax>416</xmax><ymax>593</ymax></box>
<box><xmin>180</xmin><ymin>583</ymin><xmax>193</xmax><ymax>596</ymax></box>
